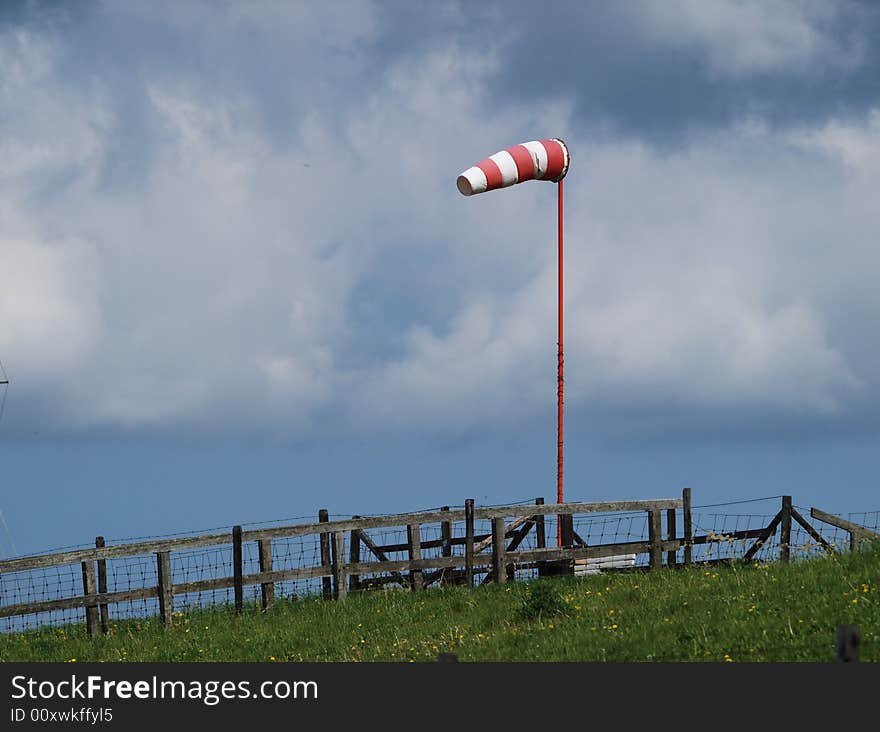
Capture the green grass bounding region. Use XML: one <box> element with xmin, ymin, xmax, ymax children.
<box><xmin>2</xmin><ymin>547</ymin><xmax>878</xmax><ymax>662</ymax></box>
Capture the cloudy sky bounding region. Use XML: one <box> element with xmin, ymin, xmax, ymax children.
<box><xmin>1</xmin><ymin>1</ymin><xmax>879</xmax><ymax>555</ymax></box>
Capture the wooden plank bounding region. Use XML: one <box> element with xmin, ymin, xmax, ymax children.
<box><xmin>175</xmin><ymin>565</ymin><xmax>334</xmax><ymax>597</ymax></box>
<box><xmin>509</xmin><ymin>542</ymin><xmax>650</xmax><ymax>565</ymax></box>
<box><xmin>332</xmin><ymin>530</ymin><xmax>347</xmax><ymax>601</ymax></box>
<box><xmin>0</xmin><ymin>498</ymin><xmax>683</xmax><ymax>576</ymax></box>
<box><xmin>810</xmin><ymin>508</ymin><xmax>880</xmax><ymax>540</ymax></box>
<box><xmin>0</xmin><ymin>587</ymin><xmax>159</xmax><ymax>618</ymax></box>
<box><xmin>440</xmin><ymin>506</ymin><xmax>452</xmax><ymax>586</ymax></box>
<box><xmin>0</xmin><ymin>549</ymin><xmax>100</xmax><ymax>574</ymax></box>
<box><xmin>689</xmin><ymin>527</ymin><xmax>773</xmax><ymax>545</ymax></box>
<box><xmin>851</xmin><ymin>532</ymin><xmax>861</xmax><ymax>553</ymax></box>
<box><xmin>422</xmin><ymin>551</ymin><xmax>499</xmax><ymax>587</ymax></box>
<box><xmin>2</xmin><ymin>565</ymin><xmax>338</xmax><ymax>619</ymax></box>
<box><xmin>232</xmin><ymin>525</ymin><xmax>244</xmax><ymax>614</ymax></box>
<box><xmin>648</xmin><ymin>510</ymin><xmax>663</xmax><ymax>570</ymax></box>
<box><xmin>465</xmin><ymin>499</ymin><xmax>475</xmax><ymax>588</ymax></box>
<box><xmin>790</xmin><ymin>507</ymin><xmax>834</xmax><ymax>555</ymax></box>
<box><xmin>237</xmin><ymin>499</ymin><xmax>681</xmax><ymax>544</ymax></box>
<box><xmin>504</xmin><ymin>519</ymin><xmax>535</xmax><ymax>580</ymax></box>
<box><xmin>666</xmin><ymin>509</ymin><xmax>677</xmax><ymax>566</ymax></box>
<box><xmin>473</xmin><ymin>514</ymin><xmax>532</xmax><ymax>554</ymax></box>
<box><xmin>440</xmin><ymin>506</ymin><xmax>452</xmax><ymax>557</ymax></box>
<box><xmin>0</xmin><ymin>533</ymin><xmax>231</xmax><ymax>574</ymax></box>
<box><xmin>80</xmin><ymin>560</ymin><xmax>100</xmax><ymax>638</ymax></box>
<box><xmin>683</xmin><ymin>487</ymin><xmax>693</xmax><ymax>566</ymax></box>
<box><xmin>354</xmin><ymin>529</ymin><xmax>408</xmax><ymax>587</ymax></box>
<box><xmin>95</xmin><ymin>536</ymin><xmax>109</xmax><ymax>635</ymax></box>
<box><xmin>743</xmin><ymin>512</ymin><xmax>783</xmax><ymax>561</ymax></box>
<box><xmin>491</xmin><ymin>517</ymin><xmax>506</xmax><ymax>585</ymax></box>
<box><xmin>10</xmin><ymin>535</ymin><xmax>727</xmax><ymax>621</ymax></box>
<box><xmin>477</xmin><ymin>499</ymin><xmax>681</xmax><ymax>520</ymax></box>
<box><xmin>258</xmin><ymin>538</ymin><xmax>274</xmax><ymax>611</ymax></box>
<box><xmin>319</xmin><ymin>509</ymin><xmax>332</xmax><ymax>601</ymax></box>
<box><xmin>560</xmin><ymin>513</ymin><xmax>574</xmax><ymax>548</ymax></box>
<box><xmin>510</xmin><ymin>539</ymin><xmax>683</xmax><ymax>565</ymax></box>
<box><xmin>408</xmin><ymin>524</ymin><xmax>423</xmax><ymax>592</ymax></box>
<box><xmin>6</xmin><ymin>528</ymin><xmax>772</xmax><ymax>622</ymax></box>
<box><xmin>242</xmin><ymin>509</ymin><xmax>469</xmax><ymax>543</ymax></box>
<box><xmin>156</xmin><ymin>551</ymin><xmax>173</xmax><ymax>628</ymax></box>
<box><xmin>368</xmin><ymin>533</ymin><xmax>490</xmax><ymax>555</ymax></box>
<box><xmin>780</xmin><ymin>496</ymin><xmax>792</xmax><ymax>563</ymax></box>
<box><xmin>506</xmin><ymin>520</ymin><xmax>534</xmax><ymax>553</ymax></box>
<box><xmin>173</xmin><ymin>576</ymin><xmax>235</xmax><ymax>596</ymax></box>
<box><xmin>535</xmin><ymin>498</ymin><xmax>546</xmax><ymax>549</ymax></box>
<box><xmin>349</xmin><ymin>517</ymin><xmax>361</xmax><ymax>592</ymax></box>
<box><xmin>570</xmin><ymin>529</ymin><xmax>589</xmax><ymax>547</ymax></box>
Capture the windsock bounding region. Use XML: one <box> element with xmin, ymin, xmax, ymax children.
<box><xmin>456</xmin><ymin>138</ymin><xmax>570</xmax><ymax>196</ymax></box>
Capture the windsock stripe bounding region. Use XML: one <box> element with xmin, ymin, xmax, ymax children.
<box><xmin>540</xmin><ymin>139</ymin><xmax>566</xmax><ymax>182</ymax></box>
<box><xmin>507</xmin><ymin>144</ymin><xmax>537</xmax><ymax>183</ymax></box>
<box><xmin>488</xmin><ymin>150</ymin><xmax>519</xmax><ymax>187</ymax></box>
<box><xmin>521</xmin><ymin>141</ymin><xmax>549</xmax><ymax>179</ymax></box>
<box><xmin>457</xmin><ymin>137</ymin><xmax>569</xmax><ymax>196</ymax></box>
<box><xmin>457</xmin><ymin>166</ymin><xmax>488</xmax><ymax>196</ymax></box>
<box><xmin>476</xmin><ymin>158</ymin><xmax>504</xmax><ymax>191</ymax></box>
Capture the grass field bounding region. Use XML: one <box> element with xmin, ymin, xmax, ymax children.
<box><xmin>2</xmin><ymin>547</ymin><xmax>878</xmax><ymax>662</ymax></box>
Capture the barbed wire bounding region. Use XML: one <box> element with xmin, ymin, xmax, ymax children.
<box><xmin>2</xmin><ymin>500</ymin><xmax>877</xmax><ymax>634</ymax></box>
<box><xmin>693</xmin><ymin>495</ymin><xmax>785</xmax><ymax>508</ymax></box>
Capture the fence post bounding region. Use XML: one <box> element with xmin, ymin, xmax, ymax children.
<box><xmin>648</xmin><ymin>511</ymin><xmax>663</xmax><ymax>570</ymax></box>
<box><xmin>683</xmin><ymin>487</ymin><xmax>693</xmax><ymax>566</ymax></box>
<box><xmin>95</xmin><ymin>536</ymin><xmax>109</xmax><ymax>635</ymax></box>
<box><xmin>560</xmin><ymin>513</ymin><xmax>574</xmax><ymax>548</ymax></box>
<box><xmin>319</xmin><ymin>509</ymin><xmax>332</xmax><ymax>601</ymax></box>
<box><xmin>331</xmin><ymin>530</ymin><xmax>347</xmax><ymax>601</ymax></box>
<box><xmin>156</xmin><ymin>551</ymin><xmax>173</xmax><ymax>628</ymax></box>
<box><xmin>850</xmin><ymin>530</ymin><xmax>861</xmax><ymax>554</ymax></box>
<box><xmin>258</xmin><ymin>538</ymin><xmax>274</xmax><ymax>612</ymax></box>
<box><xmin>837</xmin><ymin>625</ymin><xmax>860</xmax><ymax>662</ymax></box>
<box><xmin>780</xmin><ymin>496</ymin><xmax>792</xmax><ymax>564</ymax></box>
<box><xmin>408</xmin><ymin>524</ymin><xmax>423</xmax><ymax>592</ymax></box>
<box><xmin>349</xmin><ymin>517</ymin><xmax>361</xmax><ymax>593</ymax></box>
<box><xmin>232</xmin><ymin>525</ymin><xmax>244</xmax><ymax>614</ymax></box>
<box><xmin>492</xmin><ymin>517</ymin><xmax>507</xmax><ymax>584</ymax></box>
<box><xmin>440</xmin><ymin>506</ymin><xmax>452</xmax><ymax>586</ymax></box>
<box><xmin>666</xmin><ymin>509</ymin><xmax>677</xmax><ymax>566</ymax></box>
<box><xmin>465</xmin><ymin>499</ymin><xmax>475</xmax><ymax>587</ymax></box>
<box><xmin>81</xmin><ymin>559</ymin><xmax>100</xmax><ymax>638</ymax></box>
<box><xmin>535</xmin><ymin>497</ymin><xmax>546</xmax><ymax>550</ymax></box>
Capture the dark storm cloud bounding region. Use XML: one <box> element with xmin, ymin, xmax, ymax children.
<box><xmin>2</xmin><ymin>1</ymin><xmax>880</xmax><ymax>441</ymax></box>
<box><xmin>468</xmin><ymin>1</ymin><xmax>879</xmax><ymax>142</ymax></box>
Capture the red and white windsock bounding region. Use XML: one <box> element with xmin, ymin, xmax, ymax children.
<box><xmin>456</xmin><ymin>138</ymin><xmax>570</xmax><ymax>196</ymax></box>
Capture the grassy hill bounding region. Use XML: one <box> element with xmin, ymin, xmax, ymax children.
<box><xmin>2</xmin><ymin>547</ymin><xmax>877</xmax><ymax>662</ymax></box>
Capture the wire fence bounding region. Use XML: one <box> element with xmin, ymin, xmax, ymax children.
<box><xmin>1</xmin><ymin>497</ymin><xmax>877</xmax><ymax>635</ymax></box>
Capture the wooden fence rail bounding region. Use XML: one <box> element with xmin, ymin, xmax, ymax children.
<box><xmin>1</xmin><ymin>491</ymin><xmax>872</xmax><ymax>638</ymax></box>
<box><xmin>810</xmin><ymin>508</ymin><xmax>880</xmax><ymax>553</ymax></box>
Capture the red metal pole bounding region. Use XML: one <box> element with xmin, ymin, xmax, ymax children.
<box><xmin>556</xmin><ymin>179</ymin><xmax>564</xmax><ymax>547</ymax></box>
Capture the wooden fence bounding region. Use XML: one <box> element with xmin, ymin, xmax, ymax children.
<box><xmin>0</xmin><ymin>490</ymin><xmax>875</xmax><ymax>638</ymax></box>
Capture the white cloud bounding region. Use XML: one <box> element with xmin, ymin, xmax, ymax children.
<box><xmin>0</xmin><ymin>6</ymin><xmax>877</xmax><ymax>439</ymax></box>
<box><xmin>356</xmin><ymin>121</ymin><xmax>870</xmax><ymax>431</ymax></box>
<box><xmin>0</xmin><ymin>235</ymin><xmax>102</xmax><ymax>379</ymax></box>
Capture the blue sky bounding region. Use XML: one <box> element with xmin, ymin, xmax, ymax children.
<box><xmin>1</xmin><ymin>1</ymin><xmax>879</xmax><ymax>557</ymax></box>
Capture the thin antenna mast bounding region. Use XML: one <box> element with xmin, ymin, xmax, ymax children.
<box><xmin>0</xmin><ymin>359</ymin><xmax>8</xmax><ymax>423</ymax></box>
<box><xmin>0</xmin><ymin>360</ymin><xmax>12</xmax><ymax>557</ymax></box>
